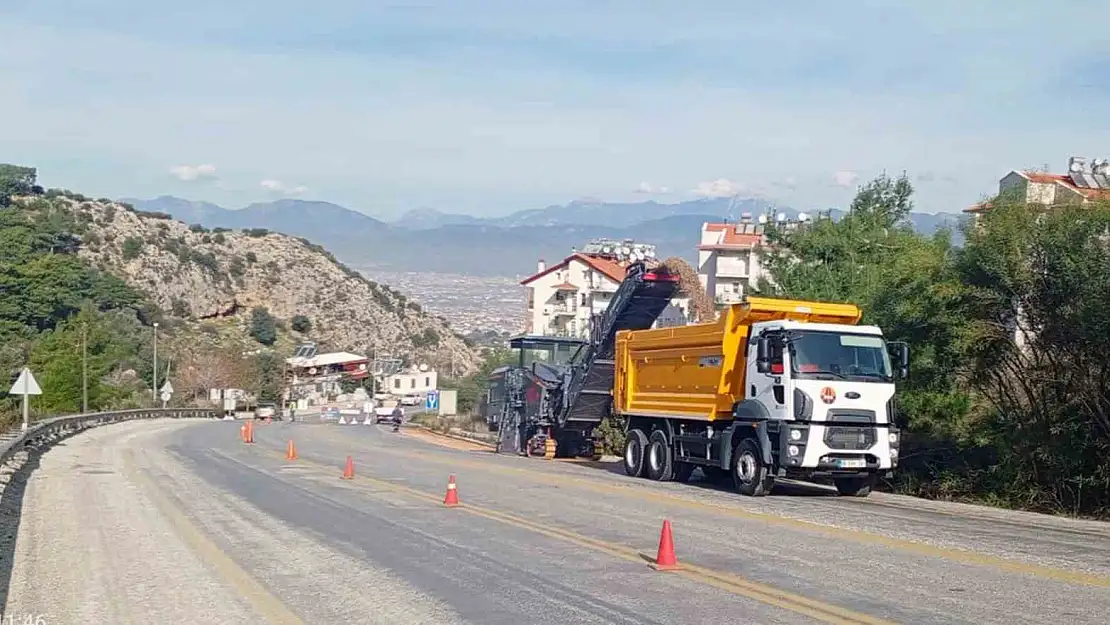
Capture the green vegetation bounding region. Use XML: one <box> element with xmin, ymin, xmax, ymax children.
<box><xmin>290</xmin><ymin>314</ymin><xmax>312</xmax><ymax>333</ymax></box>
<box><xmin>443</xmin><ymin>347</ymin><xmax>515</xmax><ymax>415</ymax></box>
<box><xmin>756</xmin><ymin>173</ymin><xmax>1110</xmax><ymax>517</ymax></box>
<box><xmin>0</xmin><ymin>169</ymin><xmax>154</xmax><ymax>424</ymax></box>
<box><xmin>248</xmin><ymin>306</ymin><xmax>277</xmax><ymax>346</ymax></box>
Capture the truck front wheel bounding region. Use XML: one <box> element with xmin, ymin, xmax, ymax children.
<box><xmin>834</xmin><ymin>476</ymin><xmax>874</xmax><ymax>497</ymax></box>
<box><xmin>732</xmin><ymin>438</ymin><xmax>775</xmax><ymax>497</ymax></box>
<box><xmin>623</xmin><ymin>429</ymin><xmax>649</xmax><ymax>477</ymax></box>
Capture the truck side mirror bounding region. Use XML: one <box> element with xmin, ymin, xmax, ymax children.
<box><xmin>889</xmin><ymin>341</ymin><xmax>909</xmax><ymax>379</ymax></box>
<box><xmin>755</xmin><ymin>336</ymin><xmax>771</xmax><ymax>374</ymax></box>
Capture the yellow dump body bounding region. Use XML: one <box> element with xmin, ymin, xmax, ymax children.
<box><xmin>612</xmin><ymin>297</ymin><xmax>863</xmax><ymax>421</ymax></box>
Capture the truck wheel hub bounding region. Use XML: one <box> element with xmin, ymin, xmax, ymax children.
<box><xmin>737</xmin><ymin>453</ymin><xmax>757</xmax><ymax>482</ymax></box>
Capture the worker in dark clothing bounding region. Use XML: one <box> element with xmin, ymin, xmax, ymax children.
<box><xmin>391</xmin><ymin>405</ymin><xmax>403</xmax><ymax>432</ymax></box>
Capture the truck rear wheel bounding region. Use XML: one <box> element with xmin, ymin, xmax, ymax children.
<box><xmin>834</xmin><ymin>476</ymin><xmax>874</xmax><ymax>497</ymax></box>
<box><xmin>732</xmin><ymin>438</ymin><xmax>775</xmax><ymax>497</ymax></box>
<box><xmin>644</xmin><ymin>430</ymin><xmax>674</xmax><ymax>481</ymax></box>
<box><xmin>623</xmin><ymin>429</ymin><xmax>648</xmax><ymax>477</ymax></box>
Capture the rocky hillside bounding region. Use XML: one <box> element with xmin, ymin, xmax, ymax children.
<box><xmin>28</xmin><ymin>194</ymin><xmax>481</xmax><ymax>375</ymax></box>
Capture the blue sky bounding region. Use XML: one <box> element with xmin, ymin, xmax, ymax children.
<box><xmin>2</xmin><ymin>1</ymin><xmax>1108</xmax><ymax>218</ymax></box>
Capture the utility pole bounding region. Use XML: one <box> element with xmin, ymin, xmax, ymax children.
<box><xmin>152</xmin><ymin>322</ymin><xmax>159</xmax><ymax>407</ymax></box>
<box><xmin>81</xmin><ymin>321</ymin><xmax>88</xmax><ymax>413</ymax></box>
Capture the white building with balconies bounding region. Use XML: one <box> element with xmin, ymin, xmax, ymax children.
<box><xmin>520</xmin><ymin>245</ymin><xmax>689</xmax><ymax>338</ymax></box>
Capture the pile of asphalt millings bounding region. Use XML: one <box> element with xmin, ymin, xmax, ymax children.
<box><xmin>645</xmin><ymin>257</ymin><xmax>716</xmax><ymax>323</ymax></box>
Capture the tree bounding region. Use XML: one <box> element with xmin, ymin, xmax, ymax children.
<box><xmin>756</xmin><ymin>173</ymin><xmax>978</xmax><ymax>492</ymax></box>
<box><xmin>956</xmin><ymin>199</ymin><xmax>1110</xmax><ymax>513</ymax></box>
<box><xmin>0</xmin><ymin>164</ymin><xmax>37</xmax><ymax>206</ymax></box>
<box><xmin>244</xmin><ymin>351</ymin><xmax>284</xmax><ymax>403</ymax></box>
<box><xmin>176</xmin><ymin>345</ymin><xmax>244</xmax><ymax>405</ymax></box>
<box><xmin>290</xmin><ymin>314</ymin><xmax>312</xmax><ymax>333</ymax></box>
<box><xmin>445</xmin><ymin>347</ymin><xmax>515</xmax><ymax>415</ymax></box>
<box><xmin>249</xmin><ymin>306</ymin><xmax>277</xmax><ymax>346</ymax></box>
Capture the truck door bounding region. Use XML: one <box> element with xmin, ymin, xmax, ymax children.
<box><xmin>746</xmin><ymin>328</ymin><xmax>789</xmax><ymax>420</ymax></box>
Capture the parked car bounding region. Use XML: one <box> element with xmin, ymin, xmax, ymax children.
<box><xmin>399</xmin><ymin>394</ymin><xmax>422</xmax><ymax>406</ymax></box>
<box><xmin>254</xmin><ymin>403</ymin><xmax>279</xmax><ymax>420</ymax></box>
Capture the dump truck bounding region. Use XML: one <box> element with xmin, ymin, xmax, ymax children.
<box><xmin>615</xmin><ymin>296</ymin><xmax>907</xmax><ymax>497</ymax></box>
<box><xmin>489</xmin><ymin>260</ymin><xmax>908</xmax><ymax>497</ymax></box>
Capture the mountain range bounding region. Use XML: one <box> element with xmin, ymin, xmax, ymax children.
<box><xmin>123</xmin><ymin>195</ymin><xmax>966</xmax><ymax>278</ymax></box>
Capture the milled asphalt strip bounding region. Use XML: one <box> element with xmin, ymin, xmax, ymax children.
<box><xmin>119</xmin><ymin>447</ymin><xmax>306</xmax><ymax>625</ymax></box>
<box><xmin>241</xmin><ymin>444</ymin><xmax>895</xmax><ymax>625</ymax></box>
<box><xmin>339</xmin><ymin>430</ymin><xmax>1110</xmax><ymax>590</ymax></box>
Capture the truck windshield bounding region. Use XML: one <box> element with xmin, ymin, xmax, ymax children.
<box><xmin>788</xmin><ymin>331</ymin><xmax>893</xmax><ymax>382</ymax></box>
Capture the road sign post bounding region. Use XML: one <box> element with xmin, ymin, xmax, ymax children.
<box><xmin>160</xmin><ymin>380</ymin><xmax>174</xmax><ymax>408</ymax></box>
<box><xmin>9</xmin><ymin>367</ymin><xmax>43</xmax><ymax>431</ymax></box>
<box><xmin>425</xmin><ymin>390</ymin><xmax>440</xmax><ymax>413</ymax></box>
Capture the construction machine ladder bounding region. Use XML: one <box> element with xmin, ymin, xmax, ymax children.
<box><xmin>557</xmin><ymin>261</ymin><xmax>680</xmax><ymax>427</ymax></box>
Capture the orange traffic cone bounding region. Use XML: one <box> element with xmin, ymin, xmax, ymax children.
<box><xmin>240</xmin><ymin>423</ymin><xmax>246</xmax><ymax>441</ymax></box>
<box><xmin>649</xmin><ymin>520</ymin><xmax>682</xmax><ymax>571</ymax></box>
<box><xmin>341</xmin><ymin>456</ymin><xmax>355</xmax><ymax>480</ymax></box>
<box><xmin>286</xmin><ymin>439</ymin><xmax>297</xmax><ymax>461</ymax></box>
<box><xmin>245</xmin><ymin>420</ymin><xmax>254</xmax><ymax>444</ymax></box>
<box><xmin>443</xmin><ymin>475</ymin><xmax>460</xmax><ymax>507</ymax></box>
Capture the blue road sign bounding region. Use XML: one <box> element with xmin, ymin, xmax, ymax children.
<box><xmin>425</xmin><ymin>390</ymin><xmax>439</xmax><ymax>411</ymax></box>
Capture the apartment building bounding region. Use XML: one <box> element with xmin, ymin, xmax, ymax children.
<box><xmin>520</xmin><ymin>240</ymin><xmax>690</xmax><ymax>338</ymax></box>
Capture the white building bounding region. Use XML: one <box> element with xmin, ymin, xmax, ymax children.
<box><xmin>697</xmin><ymin>218</ymin><xmax>772</xmax><ymax>308</ymax></box>
<box><xmin>520</xmin><ymin>249</ymin><xmax>690</xmax><ymax>338</ymax></box>
<box><xmin>383</xmin><ymin>365</ymin><xmax>438</xmax><ymax>396</ymax></box>
<box><xmin>964</xmin><ymin>156</ymin><xmax>1110</xmax><ymax>225</ymax></box>
<box><xmin>963</xmin><ymin>156</ymin><xmax>1110</xmax><ymax>350</ymax></box>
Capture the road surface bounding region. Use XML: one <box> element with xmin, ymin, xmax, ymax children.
<box><xmin>2</xmin><ymin>418</ymin><xmax>1109</xmax><ymax>624</ymax></box>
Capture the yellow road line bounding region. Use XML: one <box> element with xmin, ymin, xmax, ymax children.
<box><xmin>313</xmin><ymin>426</ymin><xmax>1110</xmax><ymax>590</ymax></box>
<box><xmin>265</xmin><ymin>447</ymin><xmax>895</xmax><ymax>625</ymax></box>
<box><xmin>122</xmin><ymin>448</ymin><xmax>306</xmax><ymax>625</ymax></box>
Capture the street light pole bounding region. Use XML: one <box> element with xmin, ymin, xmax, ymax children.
<box><xmin>81</xmin><ymin>321</ymin><xmax>88</xmax><ymax>413</ymax></box>
<box><xmin>152</xmin><ymin>322</ymin><xmax>159</xmax><ymax>407</ymax></box>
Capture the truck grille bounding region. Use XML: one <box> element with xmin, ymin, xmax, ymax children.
<box><xmin>824</xmin><ymin>409</ymin><xmax>876</xmax><ymax>451</ymax></box>
<box><xmin>824</xmin><ymin>426</ymin><xmax>876</xmax><ymax>450</ymax></box>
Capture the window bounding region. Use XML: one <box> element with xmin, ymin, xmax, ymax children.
<box><xmin>424</xmin><ymin>376</ymin><xmax>430</xmax><ymax>387</ymax></box>
<box><xmin>393</xmin><ymin>378</ymin><xmax>400</xmax><ymax>389</ymax></box>
<box><xmin>410</xmin><ymin>379</ymin><xmax>415</xmax><ymax>389</ymax></box>
<box><xmin>789</xmin><ymin>331</ymin><xmax>892</xmax><ymax>382</ymax></box>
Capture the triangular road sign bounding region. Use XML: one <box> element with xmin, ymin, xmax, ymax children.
<box><xmin>160</xmin><ymin>380</ymin><xmax>174</xmax><ymax>394</ymax></box>
<box><xmin>9</xmin><ymin>367</ymin><xmax>42</xmax><ymax>396</ymax></box>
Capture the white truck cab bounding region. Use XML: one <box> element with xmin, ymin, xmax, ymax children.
<box><xmin>738</xmin><ymin>320</ymin><xmax>908</xmax><ymax>496</ymax></box>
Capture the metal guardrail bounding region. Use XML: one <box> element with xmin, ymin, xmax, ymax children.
<box><xmin>0</xmin><ymin>408</ymin><xmax>219</xmax><ymax>466</ymax></box>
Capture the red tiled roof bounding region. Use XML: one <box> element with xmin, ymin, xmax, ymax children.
<box><xmin>552</xmin><ymin>282</ymin><xmax>578</xmax><ymax>291</ymax></box>
<box><xmin>1019</xmin><ymin>171</ymin><xmax>1110</xmax><ymax>199</ymax></box>
<box><xmin>703</xmin><ymin>222</ymin><xmax>764</xmax><ymax>246</ymax></box>
<box><xmin>520</xmin><ymin>252</ymin><xmax>629</xmax><ymax>285</ymax></box>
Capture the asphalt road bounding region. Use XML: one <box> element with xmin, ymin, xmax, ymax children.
<box><xmin>4</xmin><ymin>418</ymin><xmax>1110</xmax><ymax>624</ymax></box>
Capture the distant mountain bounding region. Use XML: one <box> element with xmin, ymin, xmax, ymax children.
<box><xmin>126</xmin><ymin>195</ymin><xmax>967</xmax><ymax>278</ymax></box>
<box><xmin>394</xmin><ymin>207</ymin><xmax>485</xmax><ymax>229</ymax></box>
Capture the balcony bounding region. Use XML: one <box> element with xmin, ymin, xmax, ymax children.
<box><xmin>543</xmin><ymin>302</ymin><xmax>578</xmax><ymax>316</ymax></box>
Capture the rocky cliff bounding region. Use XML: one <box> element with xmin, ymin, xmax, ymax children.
<box><xmin>37</xmin><ymin>195</ymin><xmax>481</xmax><ymax>375</ymax></box>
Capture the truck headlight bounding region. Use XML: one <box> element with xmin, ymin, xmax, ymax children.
<box><xmin>888</xmin><ymin>432</ymin><xmax>898</xmax><ymax>445</ymax></box>
<box><xmin>788</xmin><ymin>445</ymin><xmax>800</xmax><ymax>457</ymax></box>
<box><xmin>790</xmin><ymin>429</ymin><xmax>803</xmax><ymax>441</ymax></box>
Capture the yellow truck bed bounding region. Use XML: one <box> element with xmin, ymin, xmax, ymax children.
<box><xmin>612</xmin><ymin>297</ymin><xmax>863</xmax><ymax>421</ymax></box>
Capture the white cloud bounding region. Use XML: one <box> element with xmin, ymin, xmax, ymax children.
<box><xmin>632</xmin><ymin>181</ymin><xmax>670</xmax><ymax>194</ymax></box>
<box><xmin>169</xmin><ymin>163</ymin><xmax>217</xmax><ymax>182</ymax></box>
<box><xmin>690</xmin><ymin>178</ymin><xmax>746</xmax><ymax>198</ymax></box>
<box><xmin>260</xmin><ymin>179</ymin><xmax>308</xmax><ymax>196</ymax></box>
<box><xmin>832</xmin><ymin>170</ymin><xmax>859</xmax><ymax>188</ymax></box>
